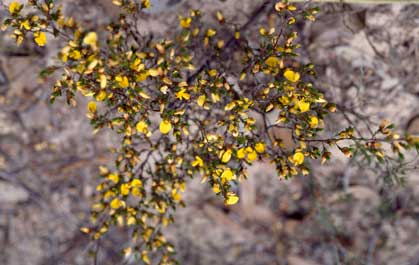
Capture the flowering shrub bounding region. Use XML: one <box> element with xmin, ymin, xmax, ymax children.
<box><xmin>1</xmin><ymin>0</ymin><xmax>418</xmax><ymax>263</ymax></box>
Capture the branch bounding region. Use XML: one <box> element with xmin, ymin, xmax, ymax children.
<box><xmin>187</xmin><ymin>0</ymin><xmax>272</xmax><ymax>83</ymax></box>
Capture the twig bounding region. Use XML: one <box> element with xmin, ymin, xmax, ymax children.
<box><xmin>187</xmin><ymin>0</ymin><xmax>272</xmax><ymax>83</ymax></box>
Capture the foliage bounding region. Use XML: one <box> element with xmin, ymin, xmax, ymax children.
<box><xmin>1</xmin><ymin>0</ymin><xmax>418</xmax><ymax>264</ymax></box>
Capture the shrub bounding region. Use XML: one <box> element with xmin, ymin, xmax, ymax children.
<box><xmin>1</xmin><ymin>1</ymin><xmax>418</xmax><ymax>264</ymax></box>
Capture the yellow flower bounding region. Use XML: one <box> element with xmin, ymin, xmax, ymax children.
<box><xmin>191</xmin><ymin>156</ymin><xmax>204</xmax><ymax>167</ymax></box>
<box><xmin>206</xmin><ymin>28</ymin><xmax>217</xmax><ymax>37</ymax></box>
<box><xmin>148</xmin><ymin>68</ymin><xmax>159</xmax><ymax>77</ymax></box>
<box><xmin>309</xmin><ymin>116</ymin><xmax>319</xmax><ymax>128</ymax></box>
<box><xmin>284</xmin><ymin>69</ymin><xmax>300</xmax><ymax>83</ymax></box>
<box><xmin>288</xmin><ymin>5</ymin><xmax>297</xmax><ymax>11</ymax></box>
<box><xmin>80</xmin><ymin>227</ymin><xmax>90</xmax><ymax>234</ymax></box>
<box><xmin>127</xmin><ymin>216</ymin><xmax>136</xmax><ymax>226</ymax></box>
<box><xmin>142</xmin><ymin>250</ymin><xmax>150</xmax><ymax>264</ymax></box>
<box><xmin>225</xmin><ymin>192</ymin><xmax>239</xmax><ymax>205</ymax></box>
<box><xmin>9</xmin><ymin>2</ymin><xmax>22</xmax><ymax>14</ymax></box>
<box><xmin>237</xmin><ymin>148</ymin><xmax>246</xmax><ymax>159</ymax></box>
<box><xmin>179</xmin><ymin>16</ymin><xmax>192</xmax><ymax>28</ymax></box>
<box><xmin>95</xmin><ymin>90</ymin><xmax>107</xmax><ymax>101</ymax></box>
<box><xmin>120</xmin><ymin>183</ymin><xmax>130</xmax><ymax>196</ymax></box>
<box><xmin>224</xmin><ymin>101</ymin><xmax>236</xmax><ymax>111</ymax></box>
<box><xmin>293</xmin><ymin>152</ymin><xmax>305</xmax><ymax>165</ymax></box>
<box><xmin>87</xmin><ymin>101</ymin><xmax>97</xmax><ymax>113</ymax></box>
<box><xmin>110</xmin><ymin>198</ymin><xmax>123</xmax><ymax>209</ymax></box>
<box><xmin>208</xmin><ymin>69</ymin><xmax>217</xmax><ymax>77</ymax></box>
<box><xmin>159</xmin><ymin>120</ymin><xmax>172</xmax><ymax>134</ymax></box>
<box><xmin>221</xmin><ymin>169</ymin><xmax>235</xmax><ymax>182</ymax></box>
<box><xmin>132</xmin><ymin>187</ymin><xmax>142</xmax><ymax>197</ymax></box>
<box><xmin>175</xmin><ymin>88</ymin><xmax>190</xmax><ymax>101</ymax></box>
<box><xmin>247</xmin><ymin>149</ymin><xmax>258</xmax><ymax>161</ymax></box>
<box><xmin>171</xmin><ymin>189</ymin><xmax>182</xmax><ymax>202</ymax></box>
<box><xmin>212</xmin><ymin>184</ymin><xmax>221</xmax><ymax>193</ymax></box>
<box><xmin>20</xmin><ymin>20</ymin><xmax>31</xmax><ymax>30</ymax></box>
<box><xmin>83</xmin><ymin>32</ymin><xmax>97</xmax><ymax>48</ymax></box>
<box><xmin>265</xmin><ymin>56</ymin><xmax>280</xmax><ymax>68</ymax></box>
<box><xmin>130</xmin><ymin>179</ymin><xmax>142</xmax><ymax>188</ymax></box>
<box><xmin>220</xmin><ymin>149</ymin><xmax>232</xmax><ymax>163</ymax></box>
<box><xmin>275</xmin><ymin>2</ymin><xmax>286</xmax><ymax>11</ymax></box>
<box><xmin>298</xmin><ymin>100</ymin><xmax>310</xmax><ymax>112</ymax></box>
<box><xmin>197</xmin><ymin>95</ymin><xmax>206</xmax><ymax>107</ymax></box>
<box><xmin>115</xmin><ymin>75</ymin><xmax>129</xmax><ymax>88</ymax></box>
<box><xmin>34</xmin><ymin>32</ymin><xmax>47</xmax><ymax>47</ymax></box>
<box><xmin>136</xmin><ymin>120</ymin><xmax>148</xmax><ymax>134</ymax></box>
<box><xmin>99</xmin><ymin>74</ymin><xmax>107</xmax><ymax>89</ymax></box>
<box><xmin>255</xmin><ymin>142</ymin><xmax>266</xmax><ymax>153</ymax></box>
<box><xmin>141</xmin><ymin>0</ymin><xmax>151</xmax><ymax>9</ymax></box>
<box><xmin>108</xmin><ymin>173</ymin><xmax>119</xmax><ymax>184</ymax></box>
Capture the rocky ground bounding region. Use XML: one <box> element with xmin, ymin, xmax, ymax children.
<box><xmin>0</xmin><ymin>1</ymin><xmax>418</xmax><ymax>265</ymax></box>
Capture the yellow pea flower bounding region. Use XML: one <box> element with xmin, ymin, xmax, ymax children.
<box><xmin>136</xmin><ymin>120</ymin><xmax>148</xmax><ymax>134</ymax></box>
<box><xmin>99</xmin><ymin>75</ymin><xmax>107</xmax><ymax>89</ymax></box>
<box><xmin>255</xmin><ymin>142</ymin><xmax>266</xmax><ymax>153</ymax></box>
<box><xmin>293</xmin><ymin>152</ymin><xmax>305</xmax><ymax>165</ymax></box>
<box><xmin>108</xmin><ymin>173</ymin><xmax>119</xmax><ymax>184</ymax></box>
<box><xmin>179</xmin><ymin>16</ymin><xmax>192</xmax><ymax>28</ymax></box>
<box><xmin>197</xmin><ymin>95</ymin><xmax>206</xmax><ymax>107</ymax></box>
<box><xmin>132</xmin><ymin>187</ymin><xmax>142</xmax><ymax>197</ymax></box>
<box><xmin>20</xmin><ymin>20</ymin><xmax>31</xmax><ymax>30</ymax></box>
<box><xmin>130</xmin><ymin>179</ymin><xmax>142</xmax><ymax>188</ymax></box>
<box><xmin>237</xmin><ymin>148</ymin><xmax>246</xmax><ymax>159</ymax></box>
<box><xmin>212</xmin><ymin>184</ymin><xmax>221</xmax><ymax>194</ymax></box>
<box><xmin>247</xmin><ymin>149</ymin><xmax>258</xmax><ymax>162</ymax></box>
<box><xmin>141</xmin><ymin>0</ymin><xmax>151</xmax><ymax>9</ymax></box>
<box><xmin>211</xmin><ymin>93</ymin><xmax>220</xmax><ymax>103</ymax></box>
<box><xmin>148</xmin><ymin>68</ymin><xmax>159</xmax><ymax>77</ymax></box>
<box><xmin>208</xmin><ymin>69</ymin><xmax>217</xmax><ymax>77</ymax></box>
<box><xmin>83</xmin><ymin>32</ymin><xmax>97</xmax><ymax>48</ymax></box>
<box><xmin>115</xmin><ymin>75</ymin><xmax>129</xmax><ymax>88</ymax></box>
<box><xmin>298</xmin><ymin>100</ymin><xmax>310</xmax><ymax>113</ymax></box>
<box><xmin>95</xmin><ymin>90</ymin><xmax>107</xmax><ymax>101</ymax></box>
<box><xmin>220</xmin><ymin>149</ymin><xmax>232</xmax><ymax>163</ymax></box>
<box><xmin>87</xmin><ymin>101</ymin><xmax>97</xmax><ymax>113</ymax></box>
<box><xmin>309</xmin><ymin>116</ymin><xmax>319</xmax><ymax>128</ymax></box>
<box><xmin>80</xmin><ymin>227</ymin><xmax>90</xmax><ymax>234</ymax></box>
<box><xmin>120</xmin><ymin>183</ymin><xmax>130</xmax><ymax>196</ymax></box>
<box><xmin>9</xmin><ymin>2</ymin><xmax>22</xmax><ymax>14</ymax></box>
<box><xmin>175</xmin><ymin>88</ymin><xmax>190</xmax><ymax>101</ymax></box>
<box><xmin>221</xmin><ymin>169</ymin><xmax>235</xmax><ymax>182</ymax></box>
<box><xmin>141</xmin><ymin>250</ymin><xmax>150</xmax><ymax>265</ymax></box>
<box><xmin>288</xmin><ymin>5</ymin><xmax>297</xmax><ymax>11</ymax></box>
<box><xmin>206</xmin><ymin>28</ymin><xmax>217</xmax><ymax>37</ymax></box>
<box><xmin>191</xmin><ymin>156</ymin><xmax>204</xmax><ymax>167</ymax></box>
<box><xmin>224</xmin><ymin>101</ymin><xmax>236</xmax><ymax>111</ymax></box>
<box><xmin>110</xmin><ymin>198</ymin><xmax>123</xmax><ymax>209</ymax></box>
<box><xmin>265</xmin><ymin>56</ymin><xmax>280</xmax><ymax>68</ymax></box>
<box><xmin>225</xmin><ymin>192</ymin><xmax>239</xmax><ymax>205</ymax></box>
<box><xmin>159</xmin><ymin>120</ymin><xmax>172</xmax><ymax>134</ymax></box>
<box><xmin>284</xmin><ymin>69</ymin><xmax>300</xmax><ymax>83</ymax></box>
<box><xmin>34</xmin><ymin>32</ymin><xmax>47</xmax><ymax>47</ymax></box>
<box><xmin>171</xmin><ymin>189</ymin><xmax>182</xmax><ymax>202</ymax></box>
<box><xmin>127</xmin><ymin>216</ymin><xmax>136</xmax><ymax>226</ymax></box>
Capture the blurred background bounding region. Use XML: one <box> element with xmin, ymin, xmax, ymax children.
<box><xmin>0</xmin><ymin>1</ymin><xmax>418</xmax><ymax>264</ymax></box>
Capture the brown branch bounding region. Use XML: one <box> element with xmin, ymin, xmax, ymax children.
<box><xmin>187</xmin><ymin>0</ymin><xmax>272</xmax><ymax>83</ymax></box>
